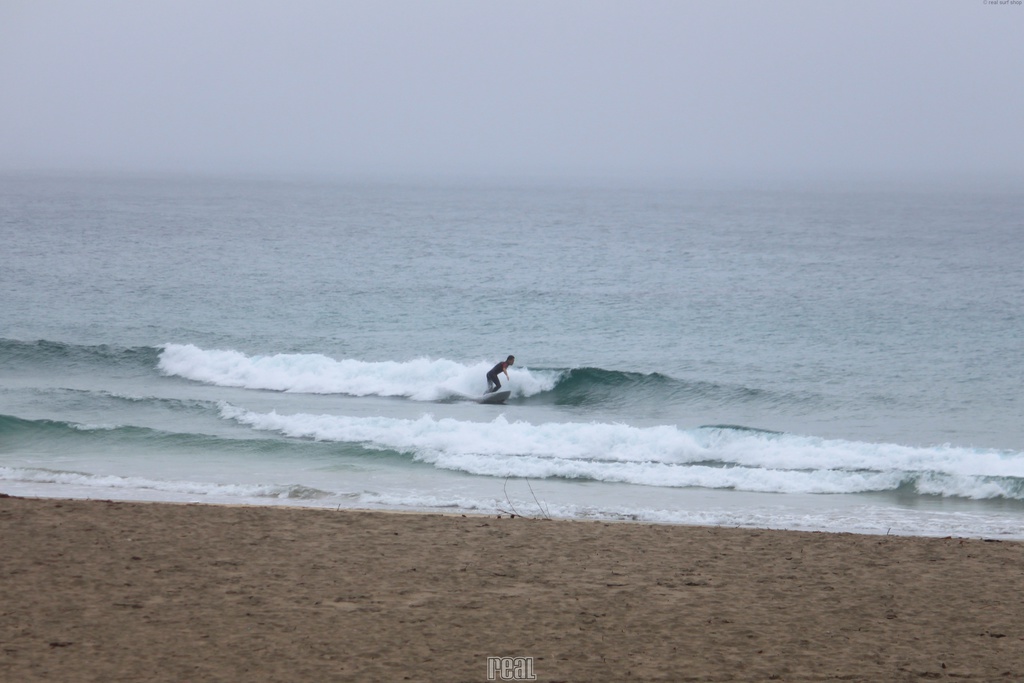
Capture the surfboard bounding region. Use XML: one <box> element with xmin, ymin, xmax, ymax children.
<box><xmin>477</xmin><ymin>389</ymin><xmax>511</xmax><ymax>404</ymax></box>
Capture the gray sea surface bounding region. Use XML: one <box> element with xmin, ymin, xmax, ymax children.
<box><xmin>2</xmin><ymin>173</ymin><xmax>1022</xmax><ymax>537</ymax></box>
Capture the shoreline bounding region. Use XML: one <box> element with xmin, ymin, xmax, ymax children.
<box><xmin>3</xmin><ymin>494</ymin><xmax>1024</xmax><ymax>681</ymax></box>
<box><xmin>3</xmin><ymin>485</ymin><xmax>1023</xmax><ymax>541</ymax></box>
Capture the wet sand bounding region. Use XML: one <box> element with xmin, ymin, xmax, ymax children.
<box><xmin>2</xmin><ymin>494</ymin><xmax>1023</xmax><ymax>682</ymax></box>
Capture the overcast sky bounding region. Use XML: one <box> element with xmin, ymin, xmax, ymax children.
<box><xmin>1</xmin><ymin>1</ymin><xmax>1021</xmax><ymax>183</ymax></box>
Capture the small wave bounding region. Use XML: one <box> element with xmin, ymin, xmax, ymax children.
<box><xmin>0</xmin><ymin>338</ymin><xmax>160</xmax><ymax>372</ymax></box>
<box><xmin>0</xmin><ymin>465</ymin><xmax>330</xmax><ymax>500</ymax></box>
<box><xmin>0</xmin><ymin>412</ymin><xmax>281</xmax><ymax>456</ymax></box>
<box><xmin>219</xmin><ymin>404</ymin><xmax>1024</xmax><ymax>500</ymax></box>
<box><xmin>524</xmin><ymin>367</ymin><xmax>675</xmax><ymax>408</ymax></box>
<box><xmin>0</xmin><ymin>411</ymin><xmax>387</xmax><ymax>461</ymax></box>
<box><xmin>27</xmin><ymin>387</ymin><xmax>221</xmax><ymax>417</ymax></box>
<box><xmin>1</xmin><ymin>413</ymin><xmax>90</xmax><ymax>440</ymax></box>
<box><xmin>0</xmin><ymin>412</ymin><xmax>224</xmax><ymax>446</ymax></box>
<box><xmin>531</xmin><ymin>367</ymin><xmax>800</xmax><ymax>409</ymax></box>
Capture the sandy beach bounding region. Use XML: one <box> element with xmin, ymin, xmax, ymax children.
<box><xmin>2</xmin><ymin>494</ymin><xmax>1023</xmax><ymax>682</ymax></box>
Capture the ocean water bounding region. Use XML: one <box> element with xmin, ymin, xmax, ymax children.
<box><xmin>2</xmin><ymin>173</ymin><xmax>1022</xmax><ymax>537</ymax></box>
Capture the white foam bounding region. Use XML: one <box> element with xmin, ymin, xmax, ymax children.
<box><xmin>158</xmin><ymin>344</ymin><xmax>556</xmax><ymax>399</ymax></box>
<box><xmin>218</xmin><ymin>404</ymin><xmax>1024</xmax><ymax>499</ymax></box>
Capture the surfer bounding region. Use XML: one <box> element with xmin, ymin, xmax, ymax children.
<box><xmin>486</xmin><ymin>355</ymin><xmax>515</xmax><ymax>393</ymax></box>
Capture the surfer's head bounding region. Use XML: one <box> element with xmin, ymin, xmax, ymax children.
<box><xmin>507</xmin><ymin>355</ymin><xmax>515</xmax><ymax>365</ymax></box>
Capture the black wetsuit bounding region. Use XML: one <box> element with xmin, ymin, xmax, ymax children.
<box><xmin>486</xmin><ymin>361</ymin><xmax>507</xmax><ymax>392</ymax></box>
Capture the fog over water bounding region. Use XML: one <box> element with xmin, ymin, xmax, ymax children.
<box><xmin>1</xmin><ymin>1</ymin><xmax>1021</xmax><ymax>184</ymax></box>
